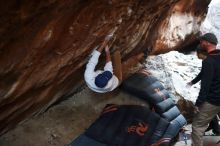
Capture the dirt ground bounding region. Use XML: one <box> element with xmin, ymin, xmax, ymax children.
<box><xmin>0</xmin><ymin>87</ymin><xmax>148</xmax><ymax>146</ymax></box>
<box><xmin>0</xmin><ymin>87</ymin><xmax>220</xmax><ymax>146</ymax></box>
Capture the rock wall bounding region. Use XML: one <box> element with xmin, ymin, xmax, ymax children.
<box><xmin>0</xmin><ymin>0</ymin><xmax>209</xmax><ymax>135</ymax></box>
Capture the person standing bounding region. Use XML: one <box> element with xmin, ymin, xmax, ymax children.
<box><xmin>188</xmin><ymin>45</ymin><xmax>220</xmax><ymax>136</ymax></box>
<box><xmin>191</xmin><ymin>33</ymin><xmax>220</xmax><ymax>146</ymax></box>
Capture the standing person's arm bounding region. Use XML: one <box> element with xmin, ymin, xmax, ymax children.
<box><xmin>196</xmin><ymin>58</ymin><xmax>214</xmax><ymax>107</ymax></box>
<box><xmin>187</xmin><ymin>69</ymin><xmax>202</xmax><ymax>87</ymax></box>
<box><xmin>191</xmin><ymin>71</ymin><xmax>202</xmax><ymax>85</ymax></box>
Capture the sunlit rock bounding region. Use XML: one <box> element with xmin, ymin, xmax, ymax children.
<box><xmin>145</xmin><ymin>51</ymin><xmax>202</xmax><ymax>122</ymax></box>
<box><xmin>200</xmin><ymin>0</ymin><xmax>220</xmax><ymax>48</ymax></box>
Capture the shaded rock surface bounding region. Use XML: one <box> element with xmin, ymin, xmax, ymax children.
<box><xmin>0</xmin><ymin>0</ymin><xmax>209</xmax><ymax>135</ymax></box>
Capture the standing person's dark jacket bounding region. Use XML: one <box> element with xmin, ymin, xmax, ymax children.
<box><xmin>197</xmin><ymin>49</ymin><xmax>220</xmax><ymax>106</ymax></box>
<box><xmin>191</xmin><ymin>71</ymin><xmax>202</xmax><ymax>85</ymax></box>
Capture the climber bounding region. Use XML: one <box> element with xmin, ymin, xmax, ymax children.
<box><xmin>187</xmin><ymin>33</ymin><xmax>220</xmax><ymax>146</ymax></box>
<box><xmin>84</xmin><ymin>35</ymin><xmax>122</xmax><ymax>93</ymax></box>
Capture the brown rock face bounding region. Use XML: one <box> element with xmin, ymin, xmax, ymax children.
<box><xmin>0</xmin><ymin>0</ymin><xmax>209</xmax><ymax>135</ymax></box>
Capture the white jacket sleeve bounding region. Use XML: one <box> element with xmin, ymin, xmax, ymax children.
<box><xmin>84</xmin><ymin>50</ymin><xmax>101</xmax><ymax>80</ymax></box>
<box><xmin>104</xmin><ymin>61</ymin><xmax>113</xmax><ymax>73</ymax></box>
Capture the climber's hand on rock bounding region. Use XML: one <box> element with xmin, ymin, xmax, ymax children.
<box><xmin>105</xmin><ymin>34</ymin><xmax>113</xmax><ymax>41</ymax></box>
<box><xmin>98</xmin><ymin>39</ymin><xmax>109</xmax><ymax>52</ymax></box>
<box><xmin>105</xmin><ymin>45</ymin><xmax>110</xmax><ymax>53</ymax></box>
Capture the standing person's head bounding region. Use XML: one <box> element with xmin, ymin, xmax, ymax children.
<box><xmin>199</xmin><ymin>33</ymin><xmax>218</xmax><ymax>52</ymax></box>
